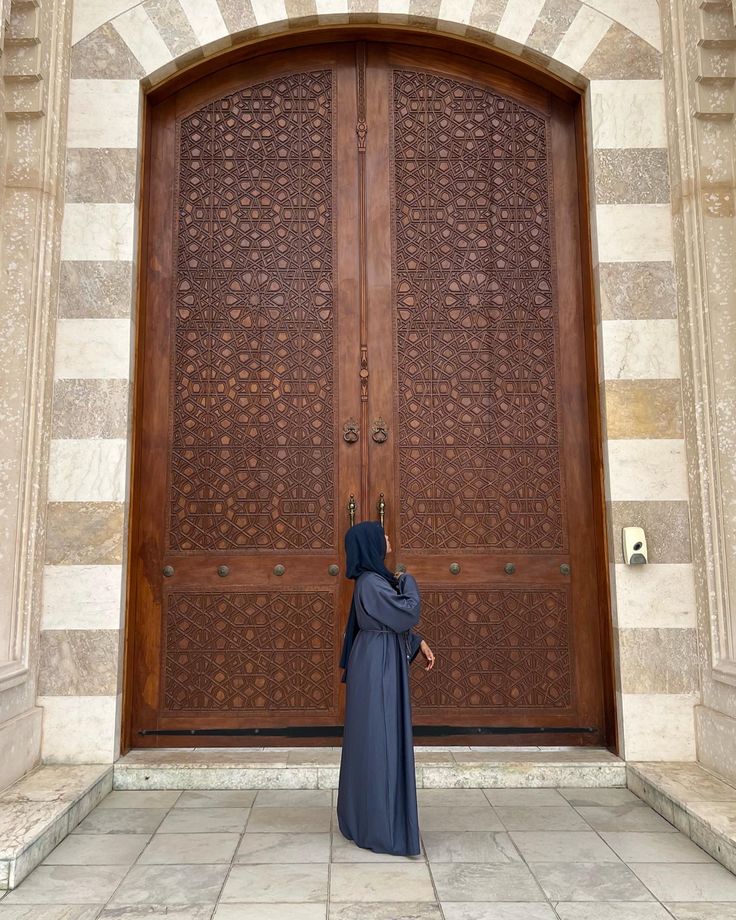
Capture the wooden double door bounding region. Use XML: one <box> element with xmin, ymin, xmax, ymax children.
<box><xmin>128</xmin><ymin>39</ymin><xmax>609</xmax><ymax>747</ymax></box>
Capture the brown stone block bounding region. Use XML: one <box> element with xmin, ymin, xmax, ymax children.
<box><xmin>598</xmin><ymin>262</ymin><xmax>677</xmax><ymax>320</ymax></box>
<box><xmin>594</xmin><ymin>149</ymin><xmax>671</xmax><ymax>205</ymax></box>
<box><xmin>608</xmin><ymin>500</ymin><xmax>692</xmax><ymax>563</ymax></box>
<box><xmin>617</xmin><ymin>627</ymin><xmax>699</xmax><ymax>693</ymax></box>
<box><xmin>603</xmin><ymin>379</ymin><xmax>684</xmax><ymax>439</ymax></box>
<box><xmin>45</xmin><ymin>502</ymin><xmax>126</xmax><ymax>564</ymax></box>
<box><xmin>39</xmin><ymin>629</ymin><xmax>121</xmax><ymax>696</ymax></box>
<box><xmin>59</xmin><ymin>261</ymin><xmax>133</xmax><ymax>318</ymax></box>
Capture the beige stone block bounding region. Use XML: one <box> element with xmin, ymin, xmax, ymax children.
<box><xmin>601</xmin><ymin>319</ymin><xmax>680</xmax><ymax>379</ymax></box>
<box><xmin>617</xmin><ymin>628</ymin><xmax>699</xmax><ymax>693</ymax></box>
<box><xmin>695</xmin><ymin>705</ymin><xmax>736</xmax><ymax>788</ymax></box>
<box><xmin>217</xmin><ymin>0</ymin><xmax>258</xmax><ymax>34</ymax></box>
<box><xmin>61</xmin><ymin>203</ymin><xmax>135</xmax><ymax>262</ymax></box>
<box><xmin>468</xmin><ymin>0</ymin><xmax>507</xmax><ymax>33</ymax></box>
<box><xmin>620</xmin><ymin>692</ymin><xmax>697</xmax><ymax>761</ymax></box>
<box><xmin>408</xmin><ymin>0</ymin><xmax>442</xmax><ymax>22</ymax></box>
<box><xmin>606</xmin><ymin>439</ymin><xmax>689</xmax><ymax>501</ymax></box>
<box><xmin>48</xmin><ymin>439</ymin><xmax>128</xmax><ymax>503</ymax></box>
<box><xmin>598</xmin><ymin>262</ymin><xmax>676</xmax><ymax>320</ymax></box>
<box><xmin>38</xmin><ymin>695</ymin><xmax>118</xmax><ymax>763</ymax></box>
<box><xmin>438</xmin><ymin>0</ymin><xmax>475</xmax><ymax>27</ymax></box>
<box><xmin>582</xmin><ymin>21</ymin><xmax>662</xmax><ymax>79</ymax></box>
<box><xmin>42</xmin><ymin>565</ymin><xmax>123</xmax><ymax>631</ymax></box>
<box><xmin>612</xmin><ymin>563</ymin><xmax>697</xmax><ymax>629</ymax></box>
<box><xmin>591</xmin><ymin>80</ymin><xmax>667</xmax><ymax>149</ymax></box>
<box><xmin>583</xmin><ymin>0</ymin><xmax>662</xmax><ymax>51</ymax></box>
<box><xmin>526</xmin><ymin>0</ymin><xmax>581</xmax><ymax>57</ymax></box>
<box><xmin>72</xmin><ymin>0</ymin><xmax>139</xmax><ymax>44</ymax></box>
<box><xmin>596</xmin><ymin>205</ymin><xmax>674</xmax><ymax>262</ymax></box>
<box><xmin>59</xmin><ymin>262</ymin><xmax>133</xmax><ymax>319</ymax></box>
<box><xmin>65</xmin><ymin>149</ymin><xmax>138</xmax><ymax>204</ymax></box>
<box><xmin>45</xmin><ymin>503</ymin><xmax>126</xmax><ymax>565</ymax></box>
<box><xmin>553</xmin><ymin>5</ymin><xmax>612</xmax><ymax>72</ymax></box>
<box><xmin>143</xmin><ymin>0</ymin><xmax>199</xmax><ymax>57</ymax></box>
<box><xmin>609</xmin><ymin>501</ymin><xmax>692</xmax><ymax>563</ymax></box>
<box><xmin>603</xmin><ymin>379</ymin><xmax>683</xmax><ymax>439</ymax></box>
<box><xmin>38</xmin><ymin>630</ymin><xmax>121</xmax><ymax>696</ymax></box>
<box><xmin>112</xmin><ymin>4</ymin><xmax>173</xmax><ymax>74</ymax></box>
<box><xmin>593</xmin><ymin>149</ymin><xmax>670</xmax><ymax>204</ymax></box>
<box><xmin>68</xmin><ymin>79</ymin><xmax>140</xmax><ymax>149</ymax></box>
<box><xmin>250</xmin><ymin>0</ymin><xmax>288</xmax><ymax>24</ymax></box>
<box><xmin>52</xmin><ymin>379</ymin><xmax>130</xmax><ymax>439</ymax></box>
<box><xmin>0</xmin><ymin>708</ymin><xmax>42</xmax><ymax>793</ymax></box>
<box><xmin>179</xmin><ymin>0</ymin><xmax>229</xmax><ymax>45</ymax></box>
<box><xmin>71</xmin><ymin>23</ymin><xmax>146</xmax><ymax>79</ymax></box>
<box><xmin>54</xmin><ymin>318</ymin><xmax>131</xmax><ymax>379</ymax></box>
<box><xmin>497</xmin><ymin>0</ymin><xmax>546</xmax><ymax>45</ymax></box>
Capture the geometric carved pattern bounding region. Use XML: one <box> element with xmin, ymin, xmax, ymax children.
<box><xmin>391</xmin><ymin>71</ymin><xmax>564</xmax><ymax>551</ymax></box>
<box><xmin>163</xmin><ymin>592</ymin><xmax>336</xmax><ymax>710</ymax></box>
<box><xmin>169</xmin><ymin>72</ymin><xmax>336</xmax><ymax>551</ymax></box>
<box><xmin>411</xmin><ymin>588</ymin><xmax>571</xmax><ymax>709</ymax></box>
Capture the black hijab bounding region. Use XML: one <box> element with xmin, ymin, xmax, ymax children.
<box><xmin>339</xmin><ymin>521</ymin><xmax>398</xmax><ymax>683</ymax></box>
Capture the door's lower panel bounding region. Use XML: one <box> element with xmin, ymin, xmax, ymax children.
<box><xmin>161</xmin><ymin>589</ymin><xmax>339</xmax><ymax>721</ymax></box>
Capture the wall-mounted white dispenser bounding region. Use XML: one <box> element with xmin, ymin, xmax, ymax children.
<box><xmin>622</xmin><ymin>527</ymin><xmax>648</xmax><ymax>565</ymax></box>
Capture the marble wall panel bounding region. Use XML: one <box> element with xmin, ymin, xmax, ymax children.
<box><xmin>54</xmin><ymin>319</ymin><xmax>132</xmax><ymax>379</ymax></box>
<box><xmin>611</xmin><ymin>564</ymin><xmax>697</xmax><ymax>629</ymax></box>
<box><xmin>42</xmin><ymin>565</ymin><xmax>124</xmax><ymax>631</ymax></box>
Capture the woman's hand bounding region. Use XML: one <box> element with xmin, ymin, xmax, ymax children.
<box><xmin>419</xmin><ymin>639</ymin><xmax>435</xmax><ymax>671</ymax></box>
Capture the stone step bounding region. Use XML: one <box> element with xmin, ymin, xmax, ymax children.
<box><xmin>0</xmin><ymin>764</ymin><xmax>111</xmax><ymax>890</ymax></box>
<box><xmin>628</xmin><ymin>760</ymin><xmax>736</xmax><ymax>875</ymax></box>
<box><xmin>114</xmin><ymin>746</ymin><xmax>626</xmax><ymax>791</ymax></box>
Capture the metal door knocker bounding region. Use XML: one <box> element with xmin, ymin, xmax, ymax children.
<box><xmin>343</xmin><ymin>419</ymin><xmax>359</xmax><ymax>443</ymax></box>
<box><xmin>371</xmin><ymin>417</ymin><xmax>388</xmax><ymax>443</ymax></box>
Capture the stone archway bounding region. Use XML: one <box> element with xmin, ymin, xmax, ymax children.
<box><xmin>38</xmin><ymin>0</ymin><xmax>697</xmax><ymax>765</ymax></box>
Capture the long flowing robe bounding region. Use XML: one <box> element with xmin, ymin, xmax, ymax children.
<box><xmin>336</xmin><ymin>570</ymin><xmax>423</xmax><ymax>856</ymax></box>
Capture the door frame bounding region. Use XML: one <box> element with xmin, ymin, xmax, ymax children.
<box><xmin>121</xmin><ymin>26</ymin><xmax>615</xmax><ymax>755</ymax></box>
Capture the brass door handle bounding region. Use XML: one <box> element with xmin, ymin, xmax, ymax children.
<box><xmin>377</xmin><ymin>492</ymin><xmax>385</xmax><ymax>528</ymax></box>
<box><xmin>348</xmin><ymin>494</ymin><xmax>356</xmax><ymax>527</ymax></box>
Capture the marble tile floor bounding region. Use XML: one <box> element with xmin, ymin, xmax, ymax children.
<box><xmin>2</xmin><ymin>785</ymin><xmax>736</xmax><ymax>919</ymax></box>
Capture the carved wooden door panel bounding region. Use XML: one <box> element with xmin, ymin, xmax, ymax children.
<box><xmin>129</xmin><ymin>40</ymin><xmax>608</xmax><ymax>748</ymax></box>
<box><xmin>130</xmin><ymin>47</ymin><xmax>363</xmax><ymax>744</ymax></box>
<box><xmin>365</xmin><ymin>45</ymin><xmax>607</xmax><ymax>744</ymax></box>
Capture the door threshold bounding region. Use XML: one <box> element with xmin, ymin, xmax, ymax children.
<box><xmin>114</xmin><ymin>746</ymin><xmax>624</xmax><ymax>790</ymax></box>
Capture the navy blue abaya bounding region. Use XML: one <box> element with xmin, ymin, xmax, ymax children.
<box><xmin>337</xmin><ymin>530</ymin><xmax>423</xmax><ymax>857</ymax></box>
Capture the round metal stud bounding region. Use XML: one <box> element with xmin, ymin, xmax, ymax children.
<box><xmin>217</xmin><ymin>565</ymin><xmax>229</xmax><ymax>577</ymax></box>
<box><xmin>504</xmin><ymin>562</ymin><xmax>516</xmax><ymax>575</ymax></box>
<box><xmin>273</xmin><ymin>564</ymin><xmax>285</xmax><ymax>576</ymax></box>
<box><xmin>328</xmin><ymin>564</ymin><xmax>339</xmax><ymax>576</ymax></box>
<box><xmin>162</xmin><ymin>565</ymin><xmax>174</xmax><ymax>577</ymax></box>
<box><xmin>560</xmin><ymin>563</ymin><xmax>571</xmax><ymax>576</ymax></box>
<box><xmin>449</xmin><ymin>562</ymin><xmax>461</xmax><ymax>575</ymax></box>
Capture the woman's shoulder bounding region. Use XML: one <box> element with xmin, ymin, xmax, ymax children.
<box><xmin>356</xmin><ymin>571</ymin><xmax>391</xmax><ymax>592</ymax></box>
<box><xmin>357</xmin><ymin>571</ymin><xmax>385</xmax><ymax>584</ymax></box>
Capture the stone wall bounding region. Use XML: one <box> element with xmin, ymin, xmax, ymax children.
<box><xmin>660</xmin><ymin>0</ymin><xmax>736</xmax><ymax>783</ymax></box>
<box><xmin>29</xmin><ymin>0</ymin><xmax>701</xmax><ymax>763</ymax></box>
<box><xmin>0</xmin><ymin>0</ymin><xmax>72</xmax><ymax>788</ymax></box>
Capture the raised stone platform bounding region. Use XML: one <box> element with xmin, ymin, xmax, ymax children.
<box><xmin>628</xmin><ymin>760</ymin><xmax>736</xmax><ymax>875</ymax></box>
<box><xmin>113</xmin><ymin>746</ymin><xmax>626</xmax><ymax>790</ymax></box>
<box><xmin>17</xmin><ymin>753</ymin><xmax>736</xmax><ymax>893</ymax></box>
<box><xmin>0</xmin><ymin>764</ymin><xmax>111</xmax><ymax>889</ymax></box>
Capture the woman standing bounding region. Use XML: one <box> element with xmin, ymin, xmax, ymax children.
<box><xmin>336</xmin><ymin>521</ymin><xmax>435</xmax><ymax>857</ymax></box>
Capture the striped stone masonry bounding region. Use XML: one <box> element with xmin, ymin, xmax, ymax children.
<box><xmin>40</xmin><ymin>0</ymin><xmax>699</xmax><ymax>764</ymax></box>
